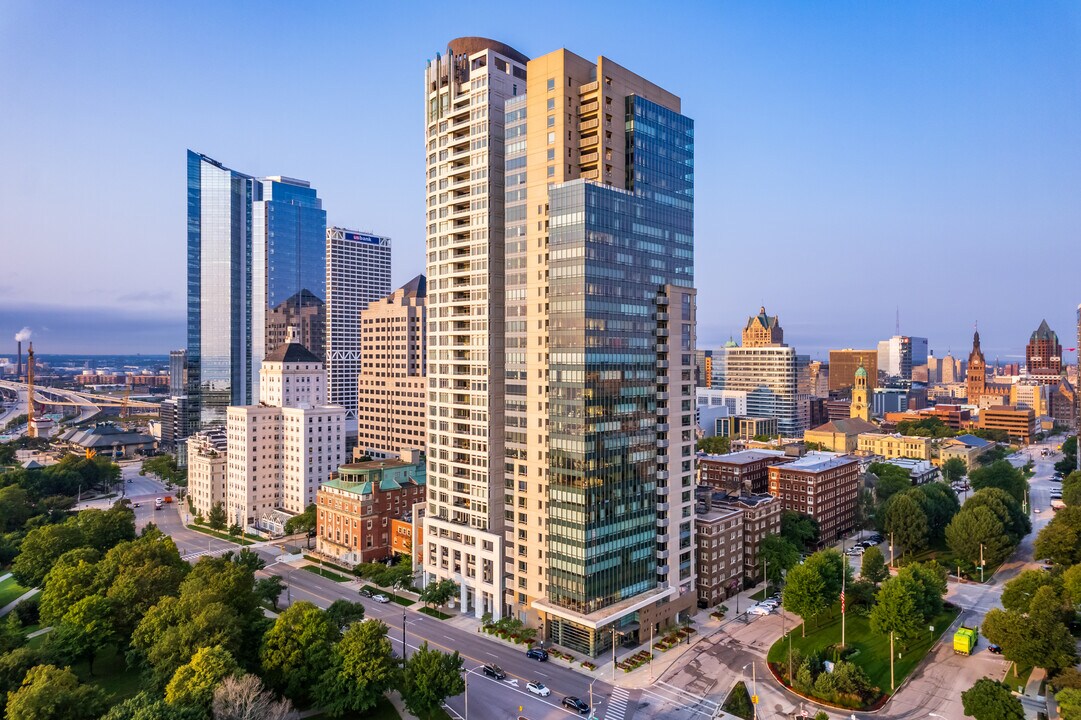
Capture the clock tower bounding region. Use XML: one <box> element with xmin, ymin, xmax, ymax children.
<box><xmin>850</xmin><ymin>358</ymin><xmax>870</xmax><ymax>421</ymax></box>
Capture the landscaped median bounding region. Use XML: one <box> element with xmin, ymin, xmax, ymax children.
<box><xmin>766</xmin><ymin>603</ymin><xmax>960</xmax><ymax>711</ymax></box>
<box><xmin>186</xmin><ymin>524</ymin><xmax>254</xmax><ymax>545</ymax></box>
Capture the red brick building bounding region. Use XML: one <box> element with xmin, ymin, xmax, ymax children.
<box><xmin>768</xmin><ymin>452</ymin><xmax>859</xmax><ymax>544</ymax></box>
<box><xmin>315</xmin><ymin>457</ymin><xmax>426</xmax><ymax>565</ymax></box>
<box><xmin>698</xmin><ymin>449</ymin><xmax>789</xmax><ymax>495</ymax></box>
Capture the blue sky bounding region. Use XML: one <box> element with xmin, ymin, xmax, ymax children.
<box><xmin>1</xmin><ymin>0</ymin><xmax>1078</xmax><ymax>361</ymax></box>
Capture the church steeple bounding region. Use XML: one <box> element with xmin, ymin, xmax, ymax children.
<box><xmin>850</xmin><ymin>357</ymin><xmax>870</xmax><ymax>421</ymax></box>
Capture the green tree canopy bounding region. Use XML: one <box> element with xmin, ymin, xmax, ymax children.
<box><xmin>913</xmin><ymin>483</ymin><xmax>960</xmax><ymax>541</ymax></box>
<box><xmin>759</xmin><ymin>535</ymin><xmax>799</xmax><ymax>587</ymax></box>
<box><xmin>696</xmin><ymin>436</ymin><xmax>731</xmax><ymax>455</ymax></box>
<box><xmin>0</xmin><ymin>485</ymin><xmax>32</xmax><ymax>532</ymax></box>
<box><xmin>39</xmin><ymin>546</ymin><xmax>101</xmax><ymax>625</ymax></box>
<box><xmin>326</xmin><ymin>599</ymin><xmax>367</xmax><ymax>631</ymax></box>
<box><xmin>11</xmin><ymin>521</ymin><xmax>86</xmax><ymax>587</ymax></box>
<box><xmin>5</xmin><ymin>664</ymin><xmax>107</xmax><ymax>720</ymax></box>
<box><xmin>419</xmin><ymin>579</ymin><xmax>459</xmax><ymax>608</ymax></box>
<box><xmin>869</xmin><ymin>575</ymin><xmax>923</xmax><ymax>643</ymax></box>
<box><xmin>284</xmin><ymin>503</ymin><xmax>317</xmax><ymax>548</ymax></box>
<box><xmin>260</xmin><ymin>601</ymin><xmax>339</xmax><ymax>706</ymax></box>
<box><xmin>860</xmin><ymin>546</ymin><xmax>888</xmax><ymax>585</ymax></box>
<box><xmin>945</xmin><ymin>505</ymin><xmax>1013</xmax><ymax>569</ymax></box>
<box><xmin>1063</xmin><ymin>471</ymin><xmax>1081</xmax><ymax>507</ymax></box>
<box><xmin>101</xmin><ymin>691</ymin><xmax>204</xmax><ymax>720</ymax></box>
<box><xmin>969</xmin><ymin>460</ymin><xmax>1027</xmax><ymax>503</ymax></box>
<box><xmin>1035</xmin><ymin>508</ymin><xmax>1081</xmax><ymax>566</ymax></box>
<box><xmin>780</xmin><ymin>511</ymin><xmax>820</xmax><ymax>551</ymax></box>
<box><xmin>317</xmin><ymin>617</ymin><xmax>400</xmax><ymax>716</ymax></box>
<box><xmin>1002</xmin><ymin>569</ymin><xmax>1062</xmax><ymax>613</ymax></box>
<box><xmin>869</xmin><ymin>462</ymin><xmax>913</xmax><ymax>509</ymax></box>
<box><xmin>165</xmin><ymin>645</ymin><xmax>240</xmax><ymax>709</ymax></box>
<box><xmin>942</xmin><ymin>457</ymin><xmax>968</xmax><ymax>483</ymax></box>
<box><xmin>207</xmin><ymin>502</ymin><xmax>227</xmax><ymax>531</ymax></box>
<box><xmin>961</xmin><ymin>678</ymin><xmax>1025</xmax><ymax>720</ymax></box>
<box><xmin>895</xmin><ymin>562</ymin><xmax>947</xmax><ymax>621</ymax></box>
<box><xmin>967</xmin><ymin>487</ymin><xmax>1030</xmax><ymax>541</ymax></box>
<box><xmin>75</xmin><ymin>507</ymin><xmax>136</xmax><ymax>552</ymax></box>
<box><xmin>782</xmin><ymin>561</ymin><xmax>827</xmax><ymax>636</ymax></box>
<box><xmin>883</xmin><ymin>493</ymin><xmax>929</xmax><ymax>556</ymax></box>
<box><xmin>0</xmin><ymin>648</ymin><xmax>42</xmax><ymax>719</ymax></box>
<box><xmin>1057</xmin><ymin>687</ymin><xmax>1081</xmax><ymax>720</ymax></box>
<box><xmin>401</xmin><ymin>642</ymin><xmax>465</xmax><ymax>720</ymax></box>
<box><xmin>51</xmin><ymin>594</ymin><xmax>117</xmax><ymax>674</ymax></box>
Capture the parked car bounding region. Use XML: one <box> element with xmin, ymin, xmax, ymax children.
<box><xmin>360</xmin><ymin>588</ymin><xmax>373</xmax><ymax>598</ymax></box>
<box><xmin>527</xmin><ymin>681</ymin><xmax>551</xmax><ymax>696</ymax></box>
<box><xmin>760</xmin><ymin>600</ymin><xmax>780</xmax><ymax>610</ymax></box>
<box><xmin>372</xmin><ymin>594</ymin><xmax>390</xmax><ymax>604</ymax></box>
<box><xmin>988</xmin><ymin>643</ymin><xmax>1003</xmax><ymax>654</ymax></box>
<box><xmin>562</xmin><ymin>697</ymin><xmax>590</xmax><ymax>714</ymax></box>
<box><xmin>859</xmin><ymin>540</ymin><xmax>876</xmax><ymax>549</ymax></box>
<box><xmin>747</xmin><ymin>604</ymin><xmax>772</xmax><ymax>616</ymax></box>
<box><xmin>526</xmin><ymin>648</ymin><xmax>549</xmax><ymax>661</ymax></box>
<box><xmin>482</xmin><ymin>664</ymin><xmax>506</xmax><ymax>680</ymax></box>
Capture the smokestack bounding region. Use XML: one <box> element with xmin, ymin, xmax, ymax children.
<box><xmin>14</xmin><ymin>327</ymin><xmax>31</xmax><ymax>380</ymax></box>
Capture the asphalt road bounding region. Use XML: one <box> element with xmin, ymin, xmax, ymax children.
<box><xmin>137</xmin><ymin>499</ymin><xmax>685</xmax><ymax>720</ymax></box>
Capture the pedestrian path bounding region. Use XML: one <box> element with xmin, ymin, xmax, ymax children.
<box><xmin>0</xmin><ymin>588</ymin><xmax>39</xmax><ymax>618</ymax></box>
<box><xmin>640</xmin><ymin>680</ymin><xmax>720</xmax><ymax>718</ymax></box>
<box><xmin>604</xmin><ymin>686</ymin><xmax>631</xmax><ymax>720</ymax></box>
<box><xmin>180</xmin><ymin>546</ymin><xmax>236</xmax><ymax>561</ymax></box>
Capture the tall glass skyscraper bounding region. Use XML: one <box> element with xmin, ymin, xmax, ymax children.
<box><xmin>252</xmin><ymin>176</ymin><xmax>327</xmax><ymax>401</ymax></box>
<box><xmin>187</xmin><ymin>150</ymin><xmax>254</xmax><ymax>427</ymax></box>
<box><xmin>187</xmin><ymin>151</ymin><xmax>327</xmax><ymax>427</ymax></box>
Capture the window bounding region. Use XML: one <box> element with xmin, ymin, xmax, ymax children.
<box><xmin>547</xmin><ymin>148</ymin><xmax>555</xmax><ymax>161</ymax></box>
<box><xmin>547</xmin><ymin>166</ymin><xmax>555</xmax><ymax>177</ymax></box>
<box><xmin>547</xmin><ymin>98</ymin><xmax>555</xmax><ymax>111</ymax></box>
<box><xmin>547</xmin><ymin>132</ymin><xmax>555</xmax><ymax>144</ymax></box>
<box><xmin>546</xmin><ymin>78</ymin><xmax>555</xmax><ymax>91</ymax></box>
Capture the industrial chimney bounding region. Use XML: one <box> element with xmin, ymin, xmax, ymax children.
<box><xmin>16</xmin><ymin>341</ymin><xmax>21</xmax><ymax>380</ymax></box>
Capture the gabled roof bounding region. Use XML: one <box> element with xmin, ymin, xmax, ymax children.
<box><xmin>807</xmin><ymin>418</ymin><xmax>878</xmax><ymax>435</ymax></box>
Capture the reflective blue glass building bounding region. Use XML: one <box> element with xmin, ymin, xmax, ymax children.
<box><xmin>187</xmin><ymin>151</ymin><xmax>327</xmax><ymax>426</ymax></box>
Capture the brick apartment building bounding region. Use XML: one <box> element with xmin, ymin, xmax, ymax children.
<box><xmin>768</xmin><ymin>452</ymin><xmax>859</xmax><ymax>544</ymax></box>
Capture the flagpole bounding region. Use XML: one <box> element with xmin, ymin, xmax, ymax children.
<box><xmin>841</xmin><ymin>554</ymin><xmax>846</xmax><ymax>648</ymax></box>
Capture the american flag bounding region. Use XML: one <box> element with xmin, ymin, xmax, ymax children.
<box><xmin>840</xmin><ymin>590</ymin><xmax>845</xmax><ymax>614</ymax></box>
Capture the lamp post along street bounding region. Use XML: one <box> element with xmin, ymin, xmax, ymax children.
<box><xmin>464</xmin><ymin>665</ymin><xmax>484</xmax><ymax>720</ymax></box>
<box><xmin>402</xmin><ymin>611</ymin><xmax>407</xmax><ymax>660</ymax></box>
<box><xmin>890</xmin><ymin>631</ymin><xmax>895</xmax><ymax>690</ymax></box>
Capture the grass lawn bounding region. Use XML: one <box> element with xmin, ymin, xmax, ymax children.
<box><xmin>186</xmin><ymin>524</ymin><xmax>254</xmax><ymax>545</ymax></box>
<box><xmin>767</xmin><ymin>602</ymin><xmax>960</xmax><ymax>703</ymax></box>
<box><xmin>74</xmin><ymin>645</ymin><xmax>145</xmax><ymax>704</ymax></box>
<box><xmin>895</xmin><ymin>539</ymin><xmax>1004</xmax><ymax>584</ymax></box>
<box><xmin>418</xmin><ymin>606</ymin><xmax>451</xmax><ymax>620</ymax></box>
<box><xmin>1002</xmin><ymin>663</ymin><xmax>1033</xmax><ymax>694</ymax></box>
<box><xmin>305</xmin><ymin>696</ymin><xmax>402</xmax><ymax>719</ymax></box>
<box><xmin>302</xmin><ymin>565</ymin><xmax>351</xmax><ymax>583</ymax></box>
<box><xmin>0</xmin><ymin>576</ymin><xmax>28</xmax><ymax>608</ymax></box>
<box><xmin>304</xmin><ymin>555</ymin><xmax>353</xmax><ymax>575</ymax></box>
<box><xmin>363</xmin><ymin>585</ymin><xmax>415</xmax><ymax>607</ymax></box>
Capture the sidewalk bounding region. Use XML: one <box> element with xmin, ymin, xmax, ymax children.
<box><xmin>0</xmin><ymin>587</ymin><xmax>39</xmax><ymax>617</ymax></box>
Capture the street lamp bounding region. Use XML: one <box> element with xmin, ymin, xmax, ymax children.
<box><xmin>463</xmin><ymin>664</ymin><xmax>485</xmax><ymax>720</ymax></box>
<box><xmin>741</xmin><ymin>663</ymin><xmax>758</xmax><ymax>720</ymax></box>
<box><xmin>402</xmin><ymin>611</ymin><xmax>408</xmax><ymax>660</ymax></box>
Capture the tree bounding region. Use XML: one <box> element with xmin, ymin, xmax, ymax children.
<box><xmin>284</xmin><ymin>503</ymin><xmax>317</xmax><ymax>549</ymax></box>
<box><xmin>165</xmin><ymin>645</ymin><xmax>240</xmax><ymax>709</ymax></box>
<box><xmin>419</xmin><ymin>578</ymin><xmax>459</xmax><ymax>609</ymax></box>
<box><xmin>1035</xmin><ymin>515</ymin><xmax>1081</xmax><ymax>567</ymax></box>
<box><xmin>759</xmin><ymin>535</ymin><xmax>799</xmax><ymax>588</ymax></box>
<box><xmin>0</xmin><ymin>485</ymin><xmax>32</xmax><ymax>532</ymax></box>
<box><xmin>883</xmin><ymin>493</ymin><xmax>929</xmax><ymax>556</ymax></box>
<box><xmin>97</xmin><ymin>528</ymin><xmax>189</xmax><ymax>639</ymax></box>
<box><xmin>895</xmin><ymin>562</ymin><xmax>947</xmax><ymax>621</ymax></box>
<box><xmin>869</xmin><ymin>462</ymin><xmax>913</xmax><ymax>509</ymax></box>
<box><xmin>207</xmin><ymin>502</ymin><xmax>227</xmax><ymax>531</ymax></box>
<box><xmin>780</xmin><ymin>510</ymin><xmax>820</xmax><ymax>551</ymax></box>
<box><xmin>255</xmin><ymin>576</ymin><xmax>286</xmax><ymax>611</ymax></box>
<box><xmin>782</xmin><ymin>562</ymin><xmax>827</xmax><ymax>636</ymax></box>
<box><xmin>696</xmin><ymin>436</ymin><xmax>730</xmax><ymax>455</ymax></box>
<box><xmin>76</xmin><ymin>507</ymin><xmax>136</xmax><ymax>551</ymax></box>
<box><xmin>805</xmin><ymin>549</ymin><xmax>849</xmax><ymax>607</ymax></box>
<box><xmin>960</xmin><ymin>678</ymin><xmax>1025</xmax><ymax>720</ymax></box>
<box><xmin>326</xmin><ymin>599</ymin><xmax>366</xmax><ymax>631</ymax></box>
<box><xmin>860</xmin><ymin>546</ymin><xmax>888</xmax><ymax>585</ymax></box>
<box><xmin>0</xmin><ymin>648</ymin><xmax>42</xmax><ymax>719</ymax></box>
<box><xmin>983</xmin><ymin>591</ymin><xmax>1077</xmax><ymax>674</ymax></box>
<box><xmin>1063</xmin><ymin>471</ymin><xmax>1081</xmax><ymax>507</ymax></box>
<box><xmin>913</xmin><ymin>483</ymin><xmax>960</xmax><ymax>541</ymax></box>
<box><xmin>1001</xmin><ymin>569</ymin><xmax>1061</xmax><ymax>612</ymax></box>
<box><xmin>1063</xmin><ymin>563</ymin><xmax>1081</xmax><ymax>605</ymax></box>
<box><xmin>260</xmin><ymin>601</ymin><xmax>339</xmax><ymax>705</ymax></box>
<box><xmin>212</xmin><ymin>674</ymin><xmax>297</xmax><ymax>720</ymax></box>
<box><xmin>11</xmin><ymin>521</ymin><xmax>85</xmax><ymax>587</ymax></box>
<box><xmin>39</xmin><ymin>546</ymin><xmax>101</xmax><ymax>625</ymax></box>
<box><xmin>228</xmin><ymin>523</ymin><xmax>243</xmax><ymax>537</ymax></box>
<box><xmin>942</xmin><ymin>457</ymin><xmax>968</xmax><ymax>484</ymax></box>
<box><xmin>967</xmin><ymin>487</ymin><xmax>1030</xmax><ymax>542</ymax></box>
<box><xmin>52</xmin><ymin>594</ymin><xmax>117</xmax><ymax>674</ymax></box>
<box><xmin>869</xmin><ymin>575</ymin><xmax>923</xmax><ymax>644</ymax></box>
<box><xmin>317</xmin><ymin>617</ymin><xmax>400</xmax><ymax>716</ymax></box>
<box><xmin>5</xmin><ymin>664</ymin><xmax>107</xmax><ymax>720</ymax></box>
<box><xmin>101</xmin><ymin>691</ymin><xmax>203</xmax><ymax>720</ymax></box>
<box><xmin>946</xmin><ymin>505</ymin><xmax>1012</xmax><ymax>570</ymax></box>
<box><xmin>1057</xmin><ymin>688</ymin><xmax>1081</xmax><ymax>720</ymax></box>
<box><xmin>969</xmin><ymin>460</ymin><xmax>1027</xmax><ymax>503</ymax></box>
<box><xmin>401</xmin><ymin>642</ymin><xmax>465</xmax><ymax>720</ymax></box>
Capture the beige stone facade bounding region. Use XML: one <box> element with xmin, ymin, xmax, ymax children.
<box><xmin>856</xmin><ymin>433</ymin><xmax>933</xmax><ymax>460</ymax></box>
<box><xmin>357</xmin><ymin>275</ymin><xmax>427</xmax><ymax>458</ymax></box>
<box><xmin>187</xmin><ymin>429</ymin><xmax>227</xmax><ymax>518</ymax></box>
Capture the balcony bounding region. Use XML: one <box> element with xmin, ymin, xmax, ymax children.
<box><xmin>578</xmin><ymin>80</ymin><xmax>598</xmax><ymax>95</ymax></box>
<box><xmin>657</xmin><ymin>376</ymin><xmax>669</xmax><ymax>385</ymax></box>
<box><xmin>579</xmin><ymin>135</ymin><xmax>598</xmax><ymax>149</ymax></box>
<box><xmin>657</xmin><ymin>296</ymin><xmax>669</xmax><ymax>306</ymax></box>
<box><xmin>656</xmin><ymin>470</ymin><xmax>669</xmax><ymax>482</ymax></box>
<box><xmin>657</xmin><ymin>392</ymin><xmax>669</xmax><ymax>401</ymax></box>
<box><xmin>657</xmin><ymin>406</ymin><xmax>669</xmax><ymax>417</ymax></box>
<box><xmin>656</xmin><ymin>359</ymin><xmax>669</xmax><ymax>370</ymax></box>
<box><xmin>657</xmin><ymin>502</ymin><xmax>670</xmax><ymax>512</ymax></box>
<box><xmin>656</xmin><ymin>549</ymin><xmax>670</xmax><ymax>560</ymax></box>
<box><xmin>656</xmin><ymin>484</ymin><xmax>669</xmax><ymax>495</ymax></box>
<box><xmin>657</xmin><ymin>423</ymin><xmax>670</xmax><ymax>432</ymax></box>
<box><xmin>657</xmin><ymin>438</ymin><xmax>669</xmax><ymax>450</ymax></box>
<box><xmin>656</xmin><ymin>328</ymin><xmax>669</xmax><ymax>338</ymax></box>
<box><xmin>657</xmin><ymin>311</ymin><xmax>669</xmax><ymax>322</ymax></box>
<box><xmin>656</xmin><ymin>344</ymin><xmax>668</xmax><ymax>353</ymax></box>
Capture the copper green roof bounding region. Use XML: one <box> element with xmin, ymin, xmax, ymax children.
<box><xmin>322</xmin><ymin>459</ymin><xmax>426</xmax><ymax>496</ymax></box>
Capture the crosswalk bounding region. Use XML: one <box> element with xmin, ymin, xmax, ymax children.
<box><xmin>604</xmin><ymin>686</ymin><xmax>631</xmax><ymax>720</ymax></box>
<box><xmin>641</xmin><ymin>681</ymin><xmax>719</xmax><ymax>718</ymax></box>
<box><xmin>180</xmin><ymin>547</ymin><xmax>234</xmax><ymax>561</ymax></box>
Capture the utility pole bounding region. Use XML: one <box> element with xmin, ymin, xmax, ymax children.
<box><xmin>890</xmin><ymin>631</ymin><xmax>895</xmax><ymax>690</ymax></box>
<box><xmin>752</xmin><ymin>661</ymin><xmax>758</xmax><ymax>720</ymax></box>
<box><xmin>980</xmin><ymin>543</ymin><xmax>985</xmax><ymax>583</ymax></box>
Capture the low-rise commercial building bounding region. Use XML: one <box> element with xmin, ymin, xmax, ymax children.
<box><xmin>59</xmin><ymin>422</ymin><xmax>156</xmax><ymax>458</ymax></box>
<box><xmin>939</xmin><ymin>434</ymin><xmax>994</xmax><ymax>469</ymax></box>
<box><xmin>856</xmin><ymin>433</ymin><xmax>933</xmax><ymax>461</ymax></box>
<box><xmin>979</xmin><ymin>405</ymin><xmax>1035</xmax><ymax>444</ymax></box>
<box><xmin>768</xmin><ymin>452</ymin><xmax>859</xmax><ymax>544</ymax></box>
<box><xmin>316</xmin><ymin>453</ymin><xmax>427</xmax><ymax>565</ymax></box>
<box><xmin>881</xmin><ymin>457</ymin><xmax>937</xmax><ymax>485</ymax></box>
